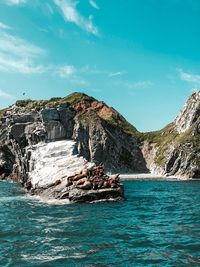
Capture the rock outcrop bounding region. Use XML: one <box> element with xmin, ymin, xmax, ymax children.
<box><xmin>29</xmin><ymin>165</ymin><xmax>124</xmax><ymax>203</ymax></box>
<box><xmin>0</xmin><ymin>93</ymin><xmax>144</xmax><ymax>201</ymax></box>
<box><xmin>175</xmin><ymin>92</ymin><xmax>200</xmax><ymax>133</ymax></box>
<box><xmin>0</xmin><ymin>90</ymin><xmax>199</xmax><ymax>198</ymax></box>
<box><xmin>141</xmin><ymin>91</ymin><xmax>200</xmax><ymax>178</ymax></box>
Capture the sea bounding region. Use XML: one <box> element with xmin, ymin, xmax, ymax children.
<box><xmin>0</xmin><ymin>180</ymin><xmax>200</xmax><ymax>267</ymax></box>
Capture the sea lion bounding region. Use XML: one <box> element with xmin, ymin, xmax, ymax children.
<box><xmin>109</xmin><ymin>174</ymin><xmax>120</xmax><ymax>180</ymax></box>
<box><xmin>92</xmin><ymin>182</ymin><xmax>98</xmax><ymax>190</ymax></box>
<box><xmin>76</xmin><ymin>177</ymin><xmax>88</xmax><ymax>185</ymax></box>
<box><xmin>53</xmin><ymin>179</ymin><xmax>61</xmax><ymax>186</ymax></box>
<box><xmin>98</xmin><ymin>180</ymin><xmax>104</xmax><ymax>189</ymax></box>
<box><xmin>73</xmin><ymin>173</ymin><xmax>87</xmax><ymax>181</ymax></box>
<box><xmin>66</xmin><ymin>181</ymin><xmax>73</xmax><ymax>187</ymax></box>
<box><xmin>111</xmin><ymin>183</ymin><xmax>118</xmax><ymax>188</ymax></box>
<box><xmin>77</xmin><ymin>181</ymin><xmax>92</xmax><ymax>190</ymax></box>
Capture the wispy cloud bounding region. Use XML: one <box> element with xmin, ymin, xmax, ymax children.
<box><xmin>109</xmin><ymin>71</ymin><xmax>125</xmax><ymax>77</ymax></box>
<box><xmin>80</xmin><ymin>65</ymin><xmax>126</xmax><ymax>78</ymax></box>
<box><xmin>0</xmin><ymin>89</ymin><xmax>16</xmax><ymax>99</ymax></box>
<box><xmin>4</xmin><ymin>0</ymin><xmax>26</xmax><ymax>5</ymax></box>
<box><xmin>0</xmin><ymin>26</ymin><xmax>46</xmax><ymax>74</ymax></box>
<box><xmin>178</xmin><ymin>68</ymin><xmax>200</xmax><ymax>84</ymax></box>
<box><xmin>0</xmin><ymin>32</ymin><xmax>44</xmax><ymax>58</ymax></box>
<box><xmin>125</xmin><ymin>80</ymin><xmax>153</xmax><ymax>89</ymax></box>
<box><xmin>88</xmin><ymin>0</ymin><xmax>99</xmax><ymax>9</ymax></box>
<box><xmin>53</xmin><ymin>0</ymin><xmax>99</xmax><ymax>36</ymax></box>
<box><xmin>0</xmin><ymin>22</ymin><xmax>11</xmax><ymax>30</ymax></box>
<box><xmin>55</xmin><ymin>64</ymin><xmax>88</xmax><ymax>85</ymax></box>
<box><xmin>0</xmin><ymin>54</ymin><xmax>46</xmax><ymax>74</ymax></box>
<box><xmin>0</xmin><ymin>23</ymin><xmax>86</xmax><ymax>81</ymax></box>
<box><xmin>57</xmin><ymin>65</ymin><xmax>76</xmax><ymax>78</ymax></box>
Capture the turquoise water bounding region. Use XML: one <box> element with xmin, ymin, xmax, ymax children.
<box><xmin>0</xmin><ymin>180</ymin><xmax>200</xmax><ymax>267</ymax></box>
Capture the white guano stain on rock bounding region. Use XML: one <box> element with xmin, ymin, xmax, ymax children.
<box><xmin>27</xmin><ymin>140</ymin><xmax>94</xmax><ymax>188</ymax></box>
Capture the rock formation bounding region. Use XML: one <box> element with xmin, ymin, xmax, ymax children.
<box><xmin>0</xmin><ymin>90</ymin><xmax>199</xmax><ymax>200</ymax></box>
<box><xmin>27</xmin><ymin>164</ymin><xmax>124</xmax><ymax>203</ymax></box>
<box><xmin>141</xmin><ymin>91</ymin><xmax>200</xmax><ymax>178</ymax></box>
<box><xmin>175</xmin><ymin>92</ymin><xmax>200</xmax><ymax>133</ymax></box>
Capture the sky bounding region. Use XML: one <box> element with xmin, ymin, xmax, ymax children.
<box><xmin>0</xmin><ymin>0</ymin><xmax>200</xmax><ymax>132</ymax></box>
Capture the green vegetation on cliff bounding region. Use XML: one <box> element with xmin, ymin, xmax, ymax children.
<box><xmin>0</xmin><ymin>91</ymin><xmax>199</xmax><ymax>177</ymax></box>
<box><xmin>0</xmin><ymin>109</ymin><xmax>6</xmax><ymax>119</ymax></box>
<box><xmin>61</xmin><ymin>92</ymin><xmax>95</xmax><ymax>105</ymax></box>
<box><xmin>140</xmin><ymin>121</ymin><xmax>200</xmax><ymax>167</ymax></box>
<box><xmin>15</xmin><ymin>93</ymin><xmax>95</xmax><ymax>111</ymax></box>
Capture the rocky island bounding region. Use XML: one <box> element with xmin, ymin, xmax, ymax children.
<box><xmin>0</xmin><ymin>91</ymin><xmax>199</xmax><ymax>202</ymax></box>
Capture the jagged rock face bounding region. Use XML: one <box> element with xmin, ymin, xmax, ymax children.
<box><xmin>140</xmin><ymin>91</ymin><xmax>200</xmax><ymax>178</ymax></box>
<box><xmin>0</xmin><ymin>93</ymin><xmax>147</xmax><ymax>187</ymax></box>
<box><xmin>73</xmin><ymin>118</ymin><xmax>147</xmax><ymax>173</ymax></box>
<box><xmin>175</xmin><ymin>92</ymin><xmax>200</xmax><ymax>133</ymax></box>
<box><xmin>0</xmin><ymin>103</ymin><xmax>76</xmax><ymax>183</ymax></box>
<box><xmin>163</xmin><ymin>145</ymin><xmax>200</xmax><ymax>178</ymax></box>
<box><xmin>0</xmin><ymin>91</ymin><xmax>200</xmax><ymax>184</ymax></box>
<box><xmin>166</xmin><ymin>92</ymin><xmax>200</xmax><ymax>177</ymax></box>
<box><xmin>0</xmin><ymin>145</ymin><xmax>15</xmax><ymax>178</ymax></box>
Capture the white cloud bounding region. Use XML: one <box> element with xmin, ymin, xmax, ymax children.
<box><xmin>4</xmin><ymin>0</ymin><xmax>26</xmax><ymax>5</ymax></box>
<box><xmin>125</xmin><ymin>80</ymin><xmax>153</xmax><ymax>89</ymax></box>
<box><xmin>0</xmin><ymin>22</ymin><xmax>11</xmax><ymax>30</ymax></box>
<box><xmin>0</xmin><ymin>32</ymin><xmax>44</xmax><ymax>58</ymax></box>
<box><xmin>57</xmin><ymin>65</ymin><xmax>76</xmax><ymax>78</ymax></box>
<box><xmin>0</xmin><ymin>22</ymin><xmax>87</xmax><ymax>80</ymax></box>
<box><xmin>0</xmin><ymin>27</ymin><xmax>46</xmax><ymax>74</ymax></box>
<box><xmin>88</xmin><ymin>0</ymin><xmax>99</xmax><ymax>9</ymax></box>
<box><xmin>0</xmin><ymin>53</ymin><xmax>46</xmax><ymax>74</ymax></box>
<box><xmin>0</xmin><ymin>25</ymin><xmax>83</xmax><ymax>79</ymax></box>
<box><xmin>0</xmin><ymin>90</ymin><xmax>16</xmax><ymax>99</ymax></box>
<box><xmin>109</xmin><ymin>71</ymin><xmax>125</xmax><ymax>77</ymax></box>
<box><xmin>54</xmin><ymin>64</ymin><xmax>89</xmax><ymax>86</ymax></box>
<box><xmin>178</xmin><ymin>68</ymin><xmax>200</xmax><ymax>84</ymax></box>
<box><xmin>53</xmin><ymin>0</ymin><xmax>99</xmax><ymax>36</ymax></box>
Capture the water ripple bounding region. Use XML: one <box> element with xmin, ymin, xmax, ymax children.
<box><xmin>0</xmin><ymin>180</ymin><xmax>200</xmax><ymax>266</ymax></box>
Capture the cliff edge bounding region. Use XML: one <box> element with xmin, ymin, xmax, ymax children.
<box><xmin>141</xmin><ymin>91</ymin><xmax>200</xmax><ymax>178</ymax></box>
<box><xmin>0</xmin><ymin>90</ymin><xmax>199</xmax><ymax>196</ymax></box>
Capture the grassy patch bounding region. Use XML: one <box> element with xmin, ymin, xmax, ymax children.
<box><xmin>61</xmin><ymin>92</ymin><xmax>95</xmax><ymax>105</ymax></box>
<box><xmin>0</xmin><ymin>109</ymin><xmax>6</xmax><ymax>119</ymax></box>
<box><xmin>103</xmin><ymin>111</ymin><xmax>139</xmax><ymax>137</ymax></box>
<box><xmin>140</xmin><ymin>121</ymin><xmax>200</xmax><ymax>167</ymax></box>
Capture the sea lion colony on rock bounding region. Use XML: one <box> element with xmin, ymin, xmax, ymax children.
<box><xmin>66</xmin><ymin>165</ymin><xmax>121</xmax><ymax>190</ymax></box>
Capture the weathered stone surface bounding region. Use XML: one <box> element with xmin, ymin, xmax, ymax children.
<box><xmin>12</xmin><ymin>113</ymin><xmax>37</xmax><ymax>124</ymax></box>
<box><xmin>41</xmin><ymin>109</ymin><xmax>60</xmax><ymax>122</ymax></box>
<box><xmin>45</xmin><ymin>121</ymin><xmax>66</xmax><ymax>141</ymax></box>
<box><xmin>0</xmin><ymin>90</ymin><xmax>200</xmax><ymax>202</ymax></box>
<box><xmin>175</xmin><ymin>92</ymin><xmax>200</xmax><ymax>133</ymax></box>
<box><xmin>73</xmin><ymin>118</ymin><xmax>148</xmax><ymax>173</ymax></box>
<box><xmin>30</xmin><ymin>165</ymin><xmax>124</xmax><ymax>203</ymax></box>
<box><xmin>0</xmin><ymin>145</ymin><xmax>15</xmax><ymax>178</ymax></box>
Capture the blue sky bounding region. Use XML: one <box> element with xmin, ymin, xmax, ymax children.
<box><xmin>0</xmin><ymin>0</ymin><xmax>200</xmax><ymax>132</ymax></box>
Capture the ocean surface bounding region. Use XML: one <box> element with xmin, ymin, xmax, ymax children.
<box><xmin>0</xmin><ymin>180</ymin><xmax>200</xmax><ymax>267</ymax></box>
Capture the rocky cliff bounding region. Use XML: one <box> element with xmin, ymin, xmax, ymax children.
<box><xmin>141</xmin><ymin>91</ymin><xmax>200</xmax><ymax>178</ymax></box>
<box><xmin>0</xmin><ymin>91</ymin><xmax>199</xmax><ymax>190</ymax></box>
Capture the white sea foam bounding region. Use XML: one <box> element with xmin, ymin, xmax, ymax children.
<box><xmin>0</xmin><ymin>196</ymin><xmax>27</xmax><ymax>203</ymax></box>
<box><xmin>27</xmin><ymin>140</ymin><xmax>94</xmax><ymax>188</ymax></box>
<box><xmin>21</xmin><ymin>252</ymin><xmax>87</xmax><ymax>262</ymax></box>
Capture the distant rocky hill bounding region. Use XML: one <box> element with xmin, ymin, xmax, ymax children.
<box><xmin>141</xmin><ymin>91</ymin><xmax>200</xmax><ymax>178</ymax></box>
<box><xmin>0</xmin><ymin>91</ymin><xmax>200</xmax><ymax>186</ymax></box>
